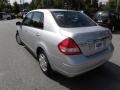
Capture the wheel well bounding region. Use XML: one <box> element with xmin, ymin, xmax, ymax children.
<box><xmin>36</xmin><ymin>47</ymin><xmax>44</xmax><ymax>59</ymax></box>
<box><xmin>16</xmin><ymin>31</ymin><xmax>19</xmax><ymax>34</ymax></box>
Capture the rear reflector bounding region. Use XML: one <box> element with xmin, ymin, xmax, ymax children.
<box><xmin>58</xmin><ymin>38</ymin><xmax>81</xmax><ymax>55</ymax></box>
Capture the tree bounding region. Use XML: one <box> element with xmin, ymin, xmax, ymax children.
<box><xmin>30</xmin><ymin>0</ymin><xmax>98</xmax><ymax>11</ymax></box>
<box><xmin>84</xmin><ymin>0</ymin><xmax>91</xmax><ymax>9</ymax></box>
<box><xmin>30</xmin><ymin>0</ymin><xmax>35</xmax><ymax>9</ymax></box>
<box><xmin>0</xmin><ymin>0</ymin><xmax>9</xmax><ymax>11</ymax></box>
<box><xmin>93</xmin><ymin>0</ymin><xmax>98</xmax><ymax>8</ymax></box>
<box><xmin>23</xmin><ymin>2</ymin><xmax>30</xmax><ymax>9</ymax></box>
<box><xmin>33</xmin><ymin>0</ymin><xmax>42</xmax><ymax>8</ymax></box>
<box><xmin>53</xmin><ymin>0</ymin><xmax>64</xmax><ymax>8</ymax></box>
<box><xmin>116</xmin><ymin>0</ymin><xmax>120</xmax><ymax>12</ymax></box>
<box><xmin>13</xmin><ymin>1</ymin><xmax>20</xmax><ymax>14</ymax></box>
<box><xmin>106</xmin><ymin>0</ymin><xmax>117</xmax><ymax>11</ymax></box>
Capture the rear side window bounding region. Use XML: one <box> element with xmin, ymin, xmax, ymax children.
<box><xmin>31</xmin><ymin>12</ymin><xmax>44</xmax><ymax>29</ymax></box>
<box><xmin>22</xmin><ymin>12</ymin><xmax>32</xmax><ymax>26</ymax></box>
<box><xmin>51</xmin><ymin>11</ymin><xmax>97</xmax><ymax>28</ymax></box>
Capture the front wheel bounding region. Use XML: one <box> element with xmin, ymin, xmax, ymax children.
<box><xmin>7</xmin><ymin>17</ymin><xmax>10</xmax><ymax>20</ymax></box>
<box><xmin>16</xmin><ymin>32</ymin><xmax>23</xmax><ymax>45</ymax></box>
<box><xmin>38</xmin><ymin>51</ymin><xmax>52</xmax><ymax>75</ymax></box>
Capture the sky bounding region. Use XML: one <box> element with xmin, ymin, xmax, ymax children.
<box><xmin>10</xmin><ymin>0</ymin><xmax>32</xmax><ymax>4</ymax></box>
<box><xmin>10</xmin><ymin>0</ymin><xmax>108</xmax><ymax>5</ymax></box>
<box><xmin>99</xmin><ymin>0</ymin><xmax>108</xmax><ymax>4</ymax></box>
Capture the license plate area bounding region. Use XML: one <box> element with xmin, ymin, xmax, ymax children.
<box><xmin>78</xmin><ymin>37</ymin><xmax>110</xmax><ymax>56</ymax></box>
<box><xmin>98</xmin><ymin>20</ymin><xmax>103</xmax><ymax>23</ymax></box>
<box><xmin>95</xmin><ymin>40</ymin><xmax>104</xmax><ymax>50</ymax></box>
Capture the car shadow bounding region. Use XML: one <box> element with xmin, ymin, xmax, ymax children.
<box><xmin>24</xmin><ymin>46</ymin><xmax>38</xmax><ymax>60</ymax></box>
<box><xmin>23</xmin><ymin>45</ymin><xmax>120</xmax><ymax>90</ymax></box>
<box><xmin>48</xmin><ymin>62</ymin><xmax>120</xmax><ymax>90</ymax></box>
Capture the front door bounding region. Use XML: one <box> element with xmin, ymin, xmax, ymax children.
<box><xmin>26</xmin><ymin>12</ymin><xmax>44</xmax><ymax>51</ymax></box>
<box><xmin>21</xmin><ymin>12</ymin><xmax>33</xmax><ymax>46</ymax></box>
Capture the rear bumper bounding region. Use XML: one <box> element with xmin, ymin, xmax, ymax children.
<box><xmin>61</xmin><ymin>58</ymin><xmax>109</xmax><ymax>77</ymax></box>
<box><xmin>53</xmin><ymin>44</ymin><xmax>114</xmax><ymax>77</ymax></box>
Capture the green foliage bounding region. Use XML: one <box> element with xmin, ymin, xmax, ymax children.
<box><xmin>13</xmin><ymin>2</ymin><xmax>20</xmax><ymax>14</ymax></box>
<box><xmin>30</xmin><ymin>0</ymin><xmax>98</xmax><ymax>10</ymax></box>
<box><xmin>0</xmin><ymin>0</ymin><xmax>9</xmax><ymax>11</ymax></box>
<box><xmin>30</xmin><ymin>0</ymin><xmax>35</xmax><ymax>9</ymax></box>
<box><xmin>23</xmin><ymin>2</ymin><xmax>30</xmax><ymax>9</ymax></box>
<box><xmin>105</xmin><ymin>0</ymin><xmax>117</xmax><ymax>11</ymax></box>
<box><xmin>12</xmin><ymin>1</ymin><xmax>30</xmax><ymax>14</ymax></box>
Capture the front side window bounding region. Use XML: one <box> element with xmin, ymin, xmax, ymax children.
<box><xmin>51</xmin><ymin>11</ymin><xmax>97</xmax><ymax>28</ymax></box>
<box><xmin>31</xmin><ymin>12</ymin><xmax>44</xmax><ymax>29</ymax></box>
<box><xmin>22</xmin><ymin>12</ymin><xmax>33</xmax><ymax>26</ymax></box>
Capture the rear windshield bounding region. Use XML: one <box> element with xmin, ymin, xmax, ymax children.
<box><xmin>51</xmin><ymin>11</ymin><xmax>97</xmax><ymax>28</ymax></box>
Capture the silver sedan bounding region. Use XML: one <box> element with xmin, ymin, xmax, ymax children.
<box><xmin>16</xmin><ymin>9</ymin><xmax>114</xmax><ymax>77</ymax></box>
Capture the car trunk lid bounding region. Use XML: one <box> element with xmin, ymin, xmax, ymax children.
<box><xmin>60</xmin><ymin>26</ymin><xmax>112</xmax><ymax>56</ymax></box>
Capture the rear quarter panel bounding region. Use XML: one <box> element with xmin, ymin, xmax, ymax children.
<box><xmin>36</xmin><ymin>30</ymin><xmax>67</xmax><ymax>69</ymax></box>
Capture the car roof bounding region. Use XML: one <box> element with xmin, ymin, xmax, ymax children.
<box><xmin>31</xmin><ymin>9</ymin><xmax>77</xmax><ymax>12</ymax></box>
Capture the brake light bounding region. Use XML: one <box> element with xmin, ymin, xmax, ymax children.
<box><xmin>58</xmin><ymin>38</ymin><xmax>81</xmax><ymax>55</ymax></box>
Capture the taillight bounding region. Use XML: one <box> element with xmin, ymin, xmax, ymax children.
<box><xmin>58</xmin><ymin>38</ymin><xmax>81</xmax><ymax>55</ymax></box>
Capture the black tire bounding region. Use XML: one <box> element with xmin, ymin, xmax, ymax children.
<box><xmin>38</xmin><ymin>50</ymin><xmax>52</xmax><ymax>75</ymax></box>
<box><xmin>16</xmin><ymin>32</ymin><xmax>23</xmax><ymax>45</ymax></box>
<box><xmin>7</xmin><ymin>17</ymin><xmax>10</xmax><ymax>20</ymax></box>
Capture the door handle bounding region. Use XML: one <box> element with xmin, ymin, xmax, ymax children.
<box><xmin>25</xmin><ymin>30</ymin><xmax>28</xmax><ymax>32</ymax></box>
<box><xmin>35</xmin><ymin>33</ymin><xmax>40</xmax><ymax>36</ymax></box>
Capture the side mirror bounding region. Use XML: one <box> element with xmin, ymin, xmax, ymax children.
<box><xmin>16</xmin><ymin>21</ymin><xmax>22</xmax><ymax>25</ymax></box>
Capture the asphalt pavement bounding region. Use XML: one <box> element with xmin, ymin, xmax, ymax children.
<box><xmin>0</xmin><ymin>19</ymin><xmax>120</xmax><ymax>90</ymax></box>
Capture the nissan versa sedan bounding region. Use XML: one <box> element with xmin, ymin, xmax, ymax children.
<box><xmin>16</xmin><ymin>9</ymin><xmax>114</xmax><ymax>77</ymax></box>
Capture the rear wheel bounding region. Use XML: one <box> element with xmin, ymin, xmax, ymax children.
<box><xmin>38</xmin><ymin>50</ymin><xmax>52</xmax><ymax>75</ymax></box>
